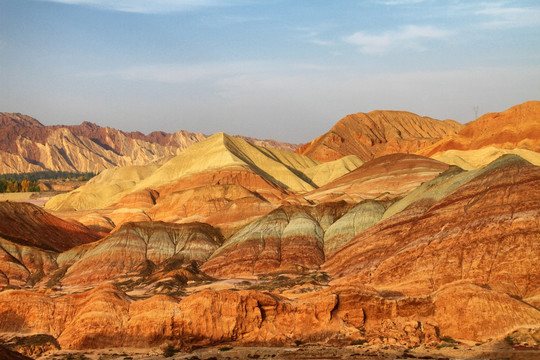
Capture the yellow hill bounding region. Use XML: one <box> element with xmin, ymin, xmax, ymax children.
<box><xmin>46</xmin><ymin>133</ymin><xmax>364</xmax><ymax>212</ymax></box>
<box><xmin>432</xmin><ymin>147</ymin><xmax>540</xmax><ymax>170</ymax></box>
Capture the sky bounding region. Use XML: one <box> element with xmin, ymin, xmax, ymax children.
<box><xmin>1</xmin><ymin>0</ymin><xmax>539</xmax><ymax>143</ymax></box>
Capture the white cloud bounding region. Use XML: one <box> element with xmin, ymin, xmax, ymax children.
<box><xmin>344</xmin><ymin>25</ymin><xmax>452</xmax><ymax>54</ymax></box>
<box><xmin>475</xmin><ymin>2</ymin><xmax>540</xmax><ymax>28</ymax></box>
<box><xmin>295</xmin><ymin>26</ymin><xmax>336</xmax><ymax>47</ymax></box>
<box><xmin>104</xmin><ymin>61</ymin><xmax>335</xmax><ymax>86</ymax></box>
<box><xmin>38</xmin><ymin>0</ymin><xmax>248</xmax><ymax>14</ymax></box>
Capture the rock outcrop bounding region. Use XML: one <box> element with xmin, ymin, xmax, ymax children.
<box><xmin>296</xmin><ymin>110</ymin><xmax>463</xmax><ymax>162</ymax></box>
<box><xmin>2</xmin><ymin>281</ymin><xmax>537</xmax><ymax>350</ymax></box>
<box><xmin>202</xmin><ymin>203</ymin><xmax>350</xmax><ymax>278</ymax></box>
<box><xmin>60</xmin><ymin>221</ymin><xmax>224</xmax><ymax>287</ymax></box>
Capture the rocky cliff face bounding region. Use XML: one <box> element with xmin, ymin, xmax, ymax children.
<box><xmin>296</xmin><ymin>110</ymin><xmax>464</xmax><ymax>162</ymax></box>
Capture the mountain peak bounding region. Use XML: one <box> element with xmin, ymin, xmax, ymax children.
<box><xmin>0</xmin><ymin>112</ymin><xmax>44</xmax><ymax>127</ymax></box>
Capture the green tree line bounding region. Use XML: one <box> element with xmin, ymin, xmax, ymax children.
<box><xmin>0</xmin><ymin>178</ymin><xmax>40</xmax><ymax>193</ymax></box>
<box><xmin>0</xmin><ymin>171</ymin><xmax>97</xmax><ymax>193</ymax></box>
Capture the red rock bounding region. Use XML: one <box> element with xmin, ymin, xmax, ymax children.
<box><xmin>0</xmin><ymin>201</ymin><xmax>100</xmax><ymax>252</ymax></box>
<box><xmin>202</xmin><ymin>203</ymin><xmax>350</xmax><ymax>278</ymax></box>
<box><xmin>324</xmin><ymin>155</ymin><xmax>540</xmax><ymax>300</ymax></box>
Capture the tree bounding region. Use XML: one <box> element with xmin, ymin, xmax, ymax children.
<box><xmin>21</xmin><ymin>179</ymin><xmax>30</xmax><ymax>192</ymax></box>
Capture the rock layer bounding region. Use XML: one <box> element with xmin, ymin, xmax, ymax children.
<box><xmin>420</xmin><ymin>100</ymin><xmax>540</xmax><ymax>158</ymax></box>
<box><xmin>304</xmin><ymin>154</ymin><xmax>449</xmax><ymax>203</ymax></box>
<box><xmin>202</xmin><ymin>203</ymin><xmax>350</xmax><ymax>278</ymax></box>
<box><xmin>60</xmin><ymin>221</ymin><xmax>224</xmax><ymax>286</ymax></box>
<box><xmin>324</xmin><ymin>155</ymin><xmax>540</xmax><ymax>299</ymax></box>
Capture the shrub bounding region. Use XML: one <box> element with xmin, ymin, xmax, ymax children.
<box><xmin>163</xmin><ymin>345</ymin><xmax>176</xmax><ymax>357</ymax></box>
<box><xmin>351</xmin><ymin>339</ymin><xmax>368</xmax><ymax>346</ymax></box>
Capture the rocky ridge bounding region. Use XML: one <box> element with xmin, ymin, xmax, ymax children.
<box><xmin>419</xmin><ymin>100</ymin><xmax>540</xmax><ymax>167</ymax></box>
<box><xmin>296</xmin><ymin>110</ymin><xmax>464</xmax><ymax>162</ymax></box>
<box><xmin>0</xmin><ymin>113</ymin><xmax>298</xmax><ymax>174</ymax></box>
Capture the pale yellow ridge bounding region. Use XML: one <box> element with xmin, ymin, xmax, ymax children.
<box><xmin>432</xmin><ymin>147</ymin><xmax>540</xmax><ymax>170</ymax></box>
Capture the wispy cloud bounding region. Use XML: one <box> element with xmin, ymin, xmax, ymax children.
<box><xmin>474</xmin><ymin>2</ymin><xmax>540</xmax><ymax>28</ymax></box>
<box><xmin>344</xmin><ymin>25</ymin><xmax>452</xmax><ymax>54</ymax></box>
<box><xmin>295</xmin><ymin>26</ymin><xmax>336</xmax><ymax>47</ymax></box>
<box><xmin>38</xmin><ymin>0</ymin><xmax>249</xmax><ymax>14</ymax></box>
<box><xmin>102</xmin><ymin>61</ymin><xmax>335</xmax><ymax>85</ymax></box>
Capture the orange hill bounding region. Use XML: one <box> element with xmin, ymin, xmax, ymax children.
<box><xmin>296</xmin><ymin>110</ymin><xmax>463</xmax><ymax>162</ymax></box>
<box><xmin>420</xmin><ymin>100</ymin><xmax>540</xmax><ymax>157</ymax></box>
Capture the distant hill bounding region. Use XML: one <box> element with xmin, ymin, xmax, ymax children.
<box><xmin>0</xmin><ymin>113</ymin><xmax>298</xmax><ymax>174</ymax></box>
<box><xmin>296</xmin><ymin>110</ymin><xmax>464</xmax><ymax>162</ymax></box>
<box><xmin>418</xmin><ymin>100</ymin><xmax>540</xmax><ymax>168</ymax></box>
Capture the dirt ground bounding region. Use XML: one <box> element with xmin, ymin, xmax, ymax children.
<box><xmin>33</xmin><ymin>341</ymin><xmax>540</xmax><ymax>360</ymax></box>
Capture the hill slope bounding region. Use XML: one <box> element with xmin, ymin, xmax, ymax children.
<box><xmin>420</xmin><ymin>101</ymin><xmax>540</xmax><ymax>163</ymax></box>
<box><xmin>296</xmin><ymin>110</ymin><xmax>464</xmax><ymax>162</ymax></box>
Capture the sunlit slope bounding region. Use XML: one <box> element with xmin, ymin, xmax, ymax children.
<box><xmin>420</xmin><ymin>101</ymin><xmax>540</xmax><ymax>160</ymax></box>
<box><xmin>45</xmin><ymin>164</ymin><xmax>159</xmax><ymax>211</ymax></box>
<box><xmin>297</xmin><ymin>110</ymin><xmax>464</xmax><ymax>162</ymax></box>
<box><xmin>431</xmin><ymin>147</ymin><xmax>540</xmax><ymax>169</ymax></box>
<box><xmin>46</xmin><ymin>133</ymin><xmax>363</xmax><ymax>211</ymax></box>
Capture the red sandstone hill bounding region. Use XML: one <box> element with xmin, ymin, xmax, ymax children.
<box><xmin>303</xmin><ymin>153</ymin><xmax>449</xmax><ymax>203</ymax></box>
<box><xmin>0</xmin><ymin>201</ymin><xmax>100</xmax><ymax>252</ymax></box>
<box><xmin>0</xmin><ymin>113</ymin><xmax>298</xmax><ymax>174</ymax></box>
<box><xmin>296</xmin><ymin>110</ymin><xmax>464</xmax><ymax>162</ymax></box>
<box><xmin>0</xmin><ymin>201</ymin><xmax>101</xmax><ymax>288</ymax></box>
<box><xmin>420</xmin><ymin>100</ymin><xmax>540</xmax><ymax>157</ymax></box>
<box><xmin>0</xmin><ymin>156</ymin><xmax>538</xmax><ymax>354</ymax></box>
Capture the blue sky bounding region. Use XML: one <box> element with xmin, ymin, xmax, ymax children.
<box><xmin>1</xmin><ymin>0</ymin><xmax>539</xmax><ymax>142</ymax></box>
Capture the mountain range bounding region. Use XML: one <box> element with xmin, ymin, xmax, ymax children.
<box><xmin>0</xmin><ymin>113</ymin><xmax>297</xmax><ymax>174</ymax></box>
<box><xmin>0</xmin><ymin>101</ymin><xmax>539</xmax><ymax>358</ymax></box>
